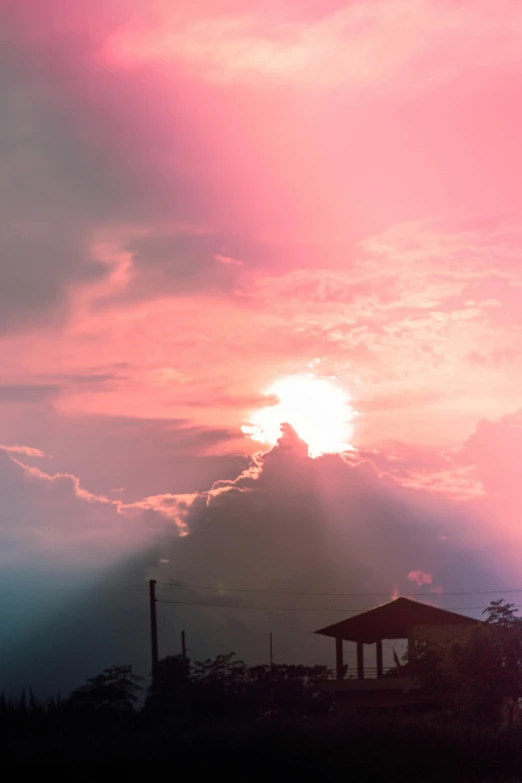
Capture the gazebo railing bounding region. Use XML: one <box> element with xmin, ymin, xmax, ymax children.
<box><xmin>324</xmin><ymin>665</ymin><xmax>407</xmax><ymax>680</ymax></box>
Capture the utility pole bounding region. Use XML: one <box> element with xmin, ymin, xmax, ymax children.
<box><xmin>269</xmin><ymin>632</ymin><xmax>274</xmax><ymax>667</ymax></box>
<box><xmin>149</xmin><ymin>579</ymin><xmax>159</xmax><ymax>686</ymax></box>
<box><xmin>181</xmin><ymin>630</ymin><xmax>187</xmax><ymax>662</ymax></box>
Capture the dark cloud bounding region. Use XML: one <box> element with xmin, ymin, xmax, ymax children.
<box><xmin>97</xmin><ymin>227</ymin><xmax>333</xmax><ymax>304</ymax></box>
<box><xmin>0</xmin><ymin>449</ymin><xmax>170</xmax><ymax>634</ymax></box>
<box><xmin>114</xmin><ymin>231</ymin><xmax>289</xmax><ymax>301</ymax></box>
<box><xmin>137</xmin><ymin>426</ymin><xmax>509</xmax><ymax>670</ymax></box>
<box><xmin>170</xmin><ymin>427</ymin><xmax>482</xmax><ymax>591</ymax></box>
<box><xmin>0</xmin><ymin>410</ymin><xmax>244</xmax><ymax>500</ymax></box>
<box><xmin>122</xmin><ymin>232</ymin><xmax>245</xmax><ymax>297</ymax></box>
<box><xmin>0</xmin><ymin>384</ymin><xmax>60</xmax><ymax>403</ymax></box>
<box><xmin>1</xmin><ymin>421</ymin><xmax>518</xmax><ymax>696</ymax></box>
<box><xmin>53</xmin><ymin>373</ymin><xmax>127</xmax><ymax>384</ymax></box>
<box><xmin>0</xmin><ymin>6</ymin><xmax>231</xmax><ymax>328</ymax></box>
<box><xmin>35</xmin><ymin>372</ymin><xmax>128</xmax><ymax>388</ymax></box>
<box><xmin>0</xmin><ymin>375</ymin><xmax>125</xmax><ymax>404</ymax></box>
<box><xmin>0</xmin><ymin>9</ymin><xmax>341</xmax><ymax>325</ymax></box>
<box><xmin>0</xmin><ymin>445</ymin><xmax>180</xmax><ymax>695</ymax></box>
<box><xmin>0</xmin><ymin>60</ymin><xmax>109</xmax><ymax>331</ymax></box>
<box><xmin>0</xmin><ymin>38</ymin><xmax>191</xmax><ymax>331</ymax></box>
<box><xmin>0</xmin><ymin>48</ymin><xmax>249</xmax><ymax>329</ymax></box>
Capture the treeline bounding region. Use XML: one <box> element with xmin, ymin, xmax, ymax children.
<box><xmin>1</xmin><ymin>657</ymin><xmax>333</xmax><ymax>731</ymax></box>
<box><xmin>147</xmin><ymin>655</ymin><xmax>332</xmax><ymax>721</ymax></box>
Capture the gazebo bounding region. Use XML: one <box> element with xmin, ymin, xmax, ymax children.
<box><xmin>316</xmin><ymin>597</ymin><xmax>481</xmax><ymax>681</ymax></box>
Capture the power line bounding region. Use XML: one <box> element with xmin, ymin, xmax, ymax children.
<box><xmin>156</xmin><ymin>581</ymin><xmax>522</xmax><ymax>599</ymax></box>
<box><xmin>157</xmin><ymin>599</ymin><xmax>352</xmax><ymax>612</ymax></box>
<box><xmin>156</xmin><ymin>598</ymin><xmax>518</xmax><ymax>614</ymax></box>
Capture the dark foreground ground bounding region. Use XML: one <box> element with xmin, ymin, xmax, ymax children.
<box><xmin>4</xmin><ymin>715</ymin><xmax>522</xmax><ymax>780</ymax></box>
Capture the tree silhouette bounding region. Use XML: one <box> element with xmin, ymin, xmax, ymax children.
<box><xmin>145</xmin><ymin>654</ymin><xmax>332</xmax><ymax>721</ymax></box>
<box><xmin>407</xmin><ymin>600</ymin><xmax>522</xmax><ymax>727</ymax></box>
<box><xmin>67</xmin><ymin>665</ymin><xmax>142</xmax><ymax>713</ymax></box>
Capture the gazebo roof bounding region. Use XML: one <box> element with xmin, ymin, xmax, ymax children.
<box><xmin>315</xmin><ymin>597</ymin><xmax>482</xmax><ymax>644</ymax></box>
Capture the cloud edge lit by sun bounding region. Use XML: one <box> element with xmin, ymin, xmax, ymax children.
<box><xmin>242</xmin><ymin>374</ymin><xmax>357</xmax><ymax>458</ymax></box>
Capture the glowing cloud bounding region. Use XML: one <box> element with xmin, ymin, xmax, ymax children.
<box><xmin>242</xmin><ymin>374</ymin><xmax>356</xmax><ymax>457</ymax></box>
<box><xmin>407</xmin><ymin>570</ymin><xmax>433</xmax><ymax>587</ymax></box>
<box><xmin>0</xmin><ymin>444</ymin><xmax>49</xmax><ymax>458</ymax></box>
<box><xmin>214</xmin><ymin>253</ymin><xmax>245</xmax><ymax>267</ymax></box>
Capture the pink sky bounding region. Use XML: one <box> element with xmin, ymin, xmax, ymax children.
<box><xmin>2</xmin><ymin>1</ymin><xmax>522</xmax><ymax>688</ymax></box>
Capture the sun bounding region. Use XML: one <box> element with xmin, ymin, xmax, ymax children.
<box><xmin>242</xmin><ymin>374</ymin><xmax>356</xmax><ymax>457</ymax></box>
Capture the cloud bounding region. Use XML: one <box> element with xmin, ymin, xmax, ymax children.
<box><xmin>0</xmin><ymin>14</ymin><xmax>292</xmax><ymax>329</ymax></box>
<box><xmin>0</xmin><ymin>450</ymin><xmax>192</xmax><ymax>569</ymax></box>
<box><xmin>252</xmin><ymin>215</ymin><xmax>522</xmax><ymax>446</ymax></box>
<box><xmin>457</xmin><ymin>409</ymin><xmax>522</xmax><ymax>502</ymax></box>
<box><xmin>159</xmin><ymin>426</ymin><xmax>507</xmax><ymax>607</ymax></box>
<box><xmin>103</xmin><ymin>229</ymin><xmax>281</xmax><ymax>302</ymax></box>
<box><xmin>108</xmin><ymin>0</ymin><xmax>522</xmax><ymax>95</ymax></box>
<box><xmin>47</xmin><ymin>373</ymin><xmax>128</xmax><ymax>385</ymax></box>
<box><xmin>9</xmin><ymin>457</ymin><xmax>114</xmax><ymax>505</ymax></box>
<box><xmin>0</xmin><ymin>443</ymin><xmax>49</xmax><ymax>458</ymax></box>
<box><xmin>215</xmin><ymin>253</ymin><xmax>245</xmax><ymax>267</ymax></box>
<box><xmin>107</xmin><ymin>230</ymin><xmax>242</xmax><ymax>300</ymax></box>
<box><xmin>0</xmin><ymin>62</ymin><xmax>110</xmax><ymax>331</ymax></box>
<box><xmin>348</xmin><ymin>446</ymin><xmax>485</xmax><ymax>501</ymax></box>
<box><xmin>2</xmin><ymin>406</ymin><xmax>516</xmax><ymax>579</ymax></box>
<box><xmin>0</xmin><ymin>409</ymin><xmax>246</xmax><ymax>502</ymax></box>
<box><xmin>1</xmin><ymin>419</ymin><xmax>520</xmax><ymax>695</ymax></box>
<box><xmin>0</xmin><ymin>15</ymin><xmax>221</xmax><ymax>331</ymax></box>
<box><xmin>0</xmin><ymin>384</ymin><xmax>60</xmax><ymax>403</ymax></box>
<box><xmin>408</xmin><ymin>571</ymin><xmax>433</xmax><ymax>587</ymax></box>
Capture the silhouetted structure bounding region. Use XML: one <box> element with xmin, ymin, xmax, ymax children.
<box><xmin>315</xmin><ymin>597</ymin><xmax>482</xmax><ymax>715</ymax></box>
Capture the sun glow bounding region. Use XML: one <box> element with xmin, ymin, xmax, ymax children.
<box><xmin>242</xmin><ymin>375</ymin><xmax>356</xmax><ymax>458</ymax></box>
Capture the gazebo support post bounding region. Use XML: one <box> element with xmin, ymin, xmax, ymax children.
<box><xmin>376</xmin><ymin>640</ymin><xmax>383</xmax><ymax>678</ymax></box>
<box><xmin>408</xmin><ymin>633</ymin><xmax>415</xmax><ymax>665</ymax></box>
<box><xmin>335</xmin><ymin>637</ymin><xmax>344</xmax><ymax>680</ymax></box>
<box><xmin>357</xmin><ymin>641</ymin><xmax>364</xmax><ymax>680</ymax></box>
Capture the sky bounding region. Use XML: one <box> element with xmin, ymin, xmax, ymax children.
<box><xmin>1</xmin><ymin>0</ymin><xmax>522</xmax><ymax>694</ymax></box>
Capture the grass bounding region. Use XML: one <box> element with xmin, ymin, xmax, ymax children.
<box><xmin>3</xmin><ymin>698</ymin><xmax>522</xmax><ymax>781</ymax></box>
